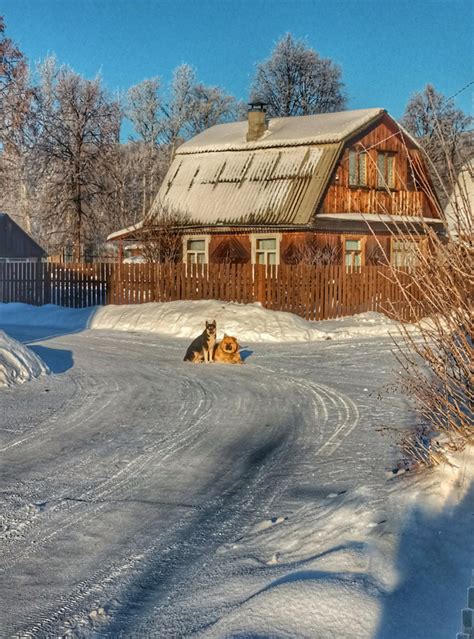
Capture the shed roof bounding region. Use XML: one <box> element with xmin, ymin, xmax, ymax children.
<box><xmin>0</xmin><ymin>213</ymin><xmax>46</xmax><ymax>258</ymax></box>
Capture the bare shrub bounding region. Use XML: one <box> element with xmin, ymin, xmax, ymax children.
<box><xmin>380</xmin><ymin>154</ymin><xmax>473</xmax><ymax>468</ymax></box>
<box><xmin>285</xmin><ymin>241</ymin><xmax>341</xmax><ymax>265</ymax></box>
<box><xmin>139</xmin><ymin>202</ymin><xmax>190</xmax><ymax>263</ymax></box>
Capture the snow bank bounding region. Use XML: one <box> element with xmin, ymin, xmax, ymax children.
<box><xmin>0</xmin><ymin>330</ymin><xmax>49</xmax><ymax>387</ymax></box>
<box><xmin>90</xmin><ymin>302</ymin><xmax>410</xmax><ymax>342</ymax></box>
<box><xmin>0</xmin><ymin>301</ymin><xmax>413</xmax><ymax>343</ymax></box>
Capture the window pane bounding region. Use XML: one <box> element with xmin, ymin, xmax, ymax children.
<box><xmin>349</xmin><ymin>150</ymin><xmax>357</xmax><ymax>185</ymax></box>
<box><xmin>345</xmin><ymin>253</ymin><xmax>353</xmax><ymax>267</ymax></box>
<box><xmin>354</xmin><ymin>252</ymin><xmax>361</xmax><ymax>267</ymax></box>
<box><xmin>358</xmin><ymin>153</ymin><xmax>367</xmax><ymax>185</ymax></box>
<box><xmin>188</xmin><ymin>239</ymin><xmax>205</xmax><ymax>251</ymax></box>
<box><xmin>256</xmin><ymin>252</ymin><xmax>265</xmax><ymax>264</ymax></box>
<box><xmin>197</xmin><ymin>252</ymin><xmax>205</xmax><ymax>264</ymax></box>
<box><xmin>387</xmin><ymin>155</ymin><xmax>394</xmax><ymax>187</ymax></box>
<box><xmin>268</xmin><ymin>252</ymin><xmax>276</xmax><ymax>265</ymax></box>
<box><xmin>377</xmin><ymin>153</ymin><xmax>385</xmax><ymax>188</ymax></box>
<box><xmin>256</xmin><ymin>238</ymin><xmax>276</xmax><ymax>250</ymax></box>
<box><xmin>188</xmin><ymin>253</ymin><xmax>196</xmax><ymax>264</ymax></box>
<box><xmin>345</xmin><ymin>239</ymin><xmax>361</xmax><ymax>251</ymax></box>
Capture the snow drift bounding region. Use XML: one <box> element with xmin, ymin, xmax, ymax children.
<box><xmin>0</xmin><ymin>330</ymin><xmax>49</xmax><ymax>387</ymax></box>
<box><xmin>89</xmin><ymin>302</ymin><xmax>415</xmax><ymax>342</ymax></box>
<box><xmin>0</xmin><ymin>300</ymin><xmax>413</xmax><ymax>343</ymax></box>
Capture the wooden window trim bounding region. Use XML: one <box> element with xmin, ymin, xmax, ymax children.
<box><xmin>376</xmin><ymin>151</ymin><xmax>397</xmax><ymax>191</ymax></box>
<box><xmin>348</xmin><ymin>148</ymin><xmax>368</xmax><ymax>188</ymax></box>
<box><xmin>390</xmin><ymin>236</ymin><xmax>426</xmax><ymax>267</ymax></box>
<box><xmin>343</xmin><ymin>235</ymin><xmax>366</xmax><ymax>268</ymax></box>
<box><xmin>250</xmin><ymin>233</ymin><xmax>281</xmax><ymax>266</ymax></box>
<box><xmin>182</xmin><ymin>234</ymin><xmax>210</xmax><ymax>265</ymax></box>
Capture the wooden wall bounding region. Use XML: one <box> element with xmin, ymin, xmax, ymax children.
<box><xmin>205</xmin><ymin>231</ymin><xmax>393</xmax><ymax>266</ymax></box>
<box><xmin>320</xmin><ymin>115</ymin><xmax>439</xmax><ymax>218</ymax></box>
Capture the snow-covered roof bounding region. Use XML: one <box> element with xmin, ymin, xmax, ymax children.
<box><xmin>107</xmin><ymin>220</ymin><xmax>143</xmax><ymax>241</ymax></box>
<box><xmin>153</xmin><ymin>143</ymin><xmax>340</xmax><ymax>226</ymax></box>
<box><xmin>177</xmin><ymin>108</ymin><xmax>387</xmax><ymax>153</ymax></box>
<box><xmin>109</xmin><ymin>108</ymin><xmax>422</xmax><ymax>238</ymax></box>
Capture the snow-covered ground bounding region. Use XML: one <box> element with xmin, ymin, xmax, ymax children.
<box><xmin>0</xmin><ymin>302</ymin><xmax>472</xmax><ymax>638</ymax></box>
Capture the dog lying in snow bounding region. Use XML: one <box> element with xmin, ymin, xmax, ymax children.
<box><xmin>213</xmin><ymin>334</ymin><xmax>243</xmax><ymax>364</ymax></box>
<box><xmin>183</xmin><ymin>320</ymin><xmax>217</xmax><ymax>363</ymax></box>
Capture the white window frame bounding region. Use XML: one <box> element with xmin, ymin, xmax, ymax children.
<box><xmin>182</xmin><ymin>234</ymin><xmax>210</xmax><ymax>265</ymax></box>
<box><xmin>377</xmin><ymin>151</ymin><xmax>396</xmax><ymax>189</ymax></box>
<box><xmin>348</xmin><ymin>148</ymin><xmax>368</xmax><ymax>187</ymax></box>
<box><xmin>390</xmin><ymin>237</ymin><xmax>421</xmax><ymax>268</ymax></box>
<box><xmin>251</xmin><ymin>233</ymin><xmax>281</xmax><ymax>266</ymax></box>
<box><xmin>344</xmin><ymin>236</ymin><xmax>365</xmax><ymax>269</ymax></box>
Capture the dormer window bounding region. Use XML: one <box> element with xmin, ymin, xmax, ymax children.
<box><xmin>377</xmin><ymin>152</ymin><xmax>396</xmax><ymax>189</ymax></box>
<box><xmin>348</xmin><ymin>149</ymin><xmax>367</xmax><ymax>187</ymax></box>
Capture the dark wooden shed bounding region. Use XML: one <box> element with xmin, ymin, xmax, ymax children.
<box><xmin>0</xmin><ymin>213</ymin><xmax>46</xmax><ymax>262</ymax></box>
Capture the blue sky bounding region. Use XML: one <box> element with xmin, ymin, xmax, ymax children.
<box><xmin>2</xmin><ymin>0</ymin><xmax>472</xmax><ymax>135</ymax></box>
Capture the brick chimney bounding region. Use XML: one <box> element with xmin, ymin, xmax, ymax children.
<box><xmin>246</xmin><ymin>102</ymin><xmax>268</xmax><ymax>142</ymax></box>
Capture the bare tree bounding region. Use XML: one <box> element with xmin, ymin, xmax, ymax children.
<box><xmin>127</xmin><ymin>65</ymin><xmax>242</xmax><ymax>149</ymax></box>
<box><xmin>126</xmin><ymin>77</ymin><xmax>163</xmax><ymax>146</ymax></box>
<box><xmin>0</xmin><ymin>16</ymin><xmax>30</xmax><ymax>143</ymax></box>
<box><xmin>0</xmin><ymin>17</ymin><xmax>35</xmax><ymax>231</ymax></box>
<box><xmin>31</xmin><ymin>58</ymin><xmax>121</xmax><ymax>258</ymax></box>
<box><xmin>401</xmin><ymin>84</ymin><xmax>473</xmax><ymax>205</ymax></box>
<box><xmin>250</xmin><ymin>34</ymin><xmax>347</xmax><ymax>117</ymax></box>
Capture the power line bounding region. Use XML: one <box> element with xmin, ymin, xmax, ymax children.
<box><xmin>447</xmin><ymin>80</ymin><xmax>474</xmax><ymax>102</ymax></box>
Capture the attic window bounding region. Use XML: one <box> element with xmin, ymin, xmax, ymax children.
<box><xmin>377</xmin><ymin>152</ymin><xmax>395</xmax><ymax>189</ymax></box>
<box><xmin>348</xmin><ymin>149</ymin><xmax>367</xmax><ymax>187</ymax></box>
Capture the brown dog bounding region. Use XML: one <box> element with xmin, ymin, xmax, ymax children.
<box><xmin>213</xmin><ymin>334</ymin><xmax>243</xmax><ymax>364</ymax></box>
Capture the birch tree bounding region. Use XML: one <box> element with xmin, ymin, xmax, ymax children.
<box><xmin>250</xmin><ymin>34</ymin><xmax>347</xmax><ymax>117</ymax></box>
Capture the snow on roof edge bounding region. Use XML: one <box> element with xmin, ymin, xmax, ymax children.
<box><xmin>177</xmin><ymin>108</ymin><xmax>388</xmax><ymax>155</ymax></box>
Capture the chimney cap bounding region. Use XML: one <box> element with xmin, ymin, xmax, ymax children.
<box><xmin>247</xmin><ymin>101</ymin><xmax>268</xmax><ymax>112</ymax></box>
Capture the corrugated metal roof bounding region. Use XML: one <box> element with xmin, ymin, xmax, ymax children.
<box><xmin>141</xmin><ymin>108</ymin><xmax>420</xmax><ymax>230</ymax></box>
<box><xmin>155</xmin><ymin>145</ymin><xmax>340</xmax><ymax>226</ymax></box>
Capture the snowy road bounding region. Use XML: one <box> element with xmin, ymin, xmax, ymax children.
<box><xmin>0</xmin><ymin>323</ymin><xmax>471</xmax><ymax>637</ymax></box>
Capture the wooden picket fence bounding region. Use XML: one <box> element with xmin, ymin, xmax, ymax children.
<box><xmin>0</xmin><ymin>261</ymin><xmax>424</xmax><ymax>321</ymax></box>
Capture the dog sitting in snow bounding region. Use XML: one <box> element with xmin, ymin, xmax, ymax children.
<box><xmin>213</xmin><ymin>334</ymin><xmax>243</xmax><ymax>364</ymax></box>
<box><xmin>183</xmin><ymin>320</ymin><xmax>217</xmax><ymax>363</ymax></box>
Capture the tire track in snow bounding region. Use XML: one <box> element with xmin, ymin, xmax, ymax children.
<box><xmin>4</xmin><ymin>338</ymin><xmax>361</xmax><ymax>637</ymax></box>
<box><xmin>0</xmin><ymin>370</ymin><xmax>211</xmax><ymax>572</ymax></box>
<box><xmin>13</xmin><ymin>367</ymin><xmax>300</xmax><ymax>637</ymax></box>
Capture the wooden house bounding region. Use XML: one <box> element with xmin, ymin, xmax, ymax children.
<box><xmin>108</xmin><ymin>107</ymin><xmax>443</xmax><ymax>267</ymax></box>
<box><xmin>0</xmin><ymin>213</ymin><xmax>46</xmax><ymax>263</ymax></box>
